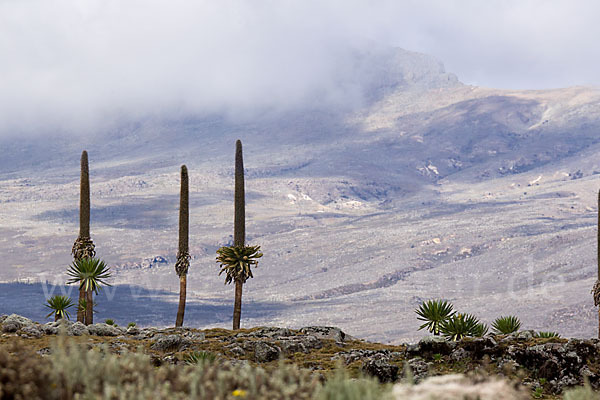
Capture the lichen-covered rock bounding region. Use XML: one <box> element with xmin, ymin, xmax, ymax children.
<box><xmin>406</xmin><ymin>358</ymin><xmax>430</xmax><ymax>383</ymax></box>
<box><xmin>279</xmin><ymin>335</ymin><xmax>322</xmax><ymax>354</ymax></box>
<box><xmin>0</xmin><ymin>315</ymin><xmax>7</xmax><ymax>324</ymax></box>
<box><xmin>299</xmin><ymin>326</ymin><xmax>346</xmax><ymax>342</ymax></box>
<box><xmin>21</xmin><ymin>325</ymin><xmax>43</xmax><ymax>338</ymax></box>
<box><xmin>392</xmin><ymin>374</ymin><xmax>528</xmax><ymax>400</ymax></box>
<box><xmin>126</xmin><ymin>326</ymin><xmax>140</xmax><ymax>335</ymax></box>
<box><xmin>408</xmin><ymin>336</ymin><xmax>454</xmax><ymax>356</ymax></box>
<box><xmin>460</xmin><ymin>337</ymin><xmax>498</xmax><ymax>358</ymax></box>
<box><xmin>514</xmin><ymin>330</ymin><xmax>535</xmax><ymax>340</ymax></box>
<box><xmin>184</xmin><ymin>331</ymin><xmax>206</xmax><ymax>341</ymax></box>
<box><xmin>450</xmin><ymin>347</ymin><xmax>469</xmax><ymax>362</ymax></box>
<box><xmin>333</xmin><ymin>349</ymin><xmax>398</xmax><ymax>364</ymax></box>
<box><xmin>41</xmin><ymin>322</ymin><xmax>59</xmax><ymax>335</ymax></box>
<box><xmin>224</xmin><ymin>344</ymin><xmax>245</xmax><ymax>357</ymax></box>
<box><xmin>87</xmin><ymin>323</ymin><xmax>121</xmax><ymax>336</ymax></box>
<box><xmin>68</xmin><ymin>322</ymin><xmax>89</xmax><ymax>336</ymax></box>
<box><xmin>254</xmin><ymin>341</ymin><xmax>281</xmax><ymax>362</ymax></box>
<box><xmin>150</xmin><ymin>334</ymin><xmax>191</xmax><ymax>352</ymax></box>
<box><xmin>1</xmin><ymin>314</ymin><xmax>34</xmax><ymax>332</ymax></box>
<box><xmin>362</xmin><ymin>358</ymin><xmax>399</xmax><ymax>383</ymax></box>
<box><xmin>237</xmin><ymin>327</ymin><xmax>291</xmax><ymax>339</ymax></box>
<box><xmin>1</xmin><ymin>321</ymin><xmax>20</xmax><ymax>333</ymax></box>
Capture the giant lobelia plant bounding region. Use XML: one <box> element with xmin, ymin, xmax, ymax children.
<box><xmin>216</xmin><ymin>140</ymin><xmax>263</xmax><ymax>330</ymax></box>
<box><xmin>66</xmin><ymin>257</ymin><xmax>111</xmax><ymax>325</ymax></box>
<box><xmin>175</xmin><ymin>165</ymin><xmax>191</xmax><ymax>327</ymax></box>
<box><xmin>71</xmin><ymin>150</ymin><xmax>96</xmax><ymax>323</ymax></box>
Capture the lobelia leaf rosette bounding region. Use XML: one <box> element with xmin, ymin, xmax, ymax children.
<box><xmin>216</xmin><ymin>245</ymin><xmax>263</xmax><ymax>284</ymax></box>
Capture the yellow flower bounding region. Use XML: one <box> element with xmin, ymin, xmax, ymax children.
<box><xmin>232</xmin><ymin>389</ymin><xmax>247</xmax><ymax>397</ymax></box>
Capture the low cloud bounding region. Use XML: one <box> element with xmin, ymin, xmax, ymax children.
<box><xmin>0</xmin><ymin>0</ymin><xmax>598</xmax><ymax>137</ymax></box>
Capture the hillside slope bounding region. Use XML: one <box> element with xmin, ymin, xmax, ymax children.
<box><xmin>1</xmin><ymin>48</ymin><xmax>599</xmax><ymax>343</ymax></box>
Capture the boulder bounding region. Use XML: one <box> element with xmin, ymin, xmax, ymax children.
<box><xmin>87</xmin><ymin>323</ymin><xmax>121</xmax><ymax>337</ymax></box>
<box><xmin>237</xmin><ymin>327</ymin><xmax>291</xmax><ymax>339</ymax></box>
<box><xmin>41</xmin><ymin>322</ymin><xmax>59</xmax><ymax>335</ymax></box>
<box><xmin>460</xmin><ymin>337</ymin><xmax>498</xmax><ymax>358</ymax></box>
<box><xmin>224</xmin><ymin>344</ymin><xmax>246</xmax><ymax>357</ymax></box>
<box><xmin>185</xmin><ymin>331</ymin><xmax>206</xmax><ymax>341</ymax></box>
<box><xmin>21</xmin><ymin>325</ymin><xmax>43</xmax><ymax>338</ymax></box>
<box><xmin>565</xmin><ymin>339</ymin><xmax>596</xmax><ymax>359</ymax></box>
<box><xmin>68</xmin><ymin>322</ymin><xmax>89</xmax><ymax>336</ymax></box>
<box><xmin>254</xmin><ymin>341</ymin><xmax>281</xmax><ymax>362</ymax></box>
<box><xmin>450</xmin><ymin>347</ymin><xmax>469</xmax><ymax>362</ymax></box>
<box><xmin>1</xmin><ymin>321</ymin><xmax>20</xmax><ymax>333</ymax></box>
<box><xmin>362</xmin><ymin>358</ymin><xmax>399</xmax><ymax>383</ymax></box>
<box><xmin>538</xmin><ymin>359</ymin><xmax>560</xmax><ymax>380</ymax></box>
<box><xmin>150</xmin><ymin>334</ymin><xmax>191</xmax><ymax>352</ymax></box>
<box><xmin>126</xmin><ymin>326</ymin><xmax>140</xmax><ymax>335</ymax></box>
<box><xmin>514</xmin><ymin>330</ymin><xmax>535</xmax><ymax>340</ymax></box>
<box><xmin>279</xmin><ymin>335</ymin><xmax>322</xmax><ymax>354</ymax></box>
<box><xmin>333</xmin><ymin>349</ymin><xmax>396</xmax><ymax>364</ymax></box>
<box><xmin>299</xmin><ymin>326</ymin><xmax>346</xmax><ymax>342</ymax></box>
<box><xmin>1</xmin><ymin>314</ymin><xmax>34</xmax><ymax>332</ymax></box>
<box><xmin>407</xmin><ymin>336</ymin><xmax>454</xmax><ymax>356</ymax></box>
<box><xmin>406</xmin><ymin>358</ymin><xmax>430</xmax><ymax>383</ymax></box>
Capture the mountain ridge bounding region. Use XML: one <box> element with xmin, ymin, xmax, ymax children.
<box><xmin>1</xmin><ymin>47</ymin><xmax>599</xmax><ymax>343</ymax></box>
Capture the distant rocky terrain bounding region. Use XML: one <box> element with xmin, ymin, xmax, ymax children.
<box><xmin>1</xmin><ymin>313</ymin><xmax>598</xmax><ymax>398</ymax></box>
<box><xmin>1</xmin><ymin>46</ymin><xmax>600</xmax><ymax>343</ymax></box>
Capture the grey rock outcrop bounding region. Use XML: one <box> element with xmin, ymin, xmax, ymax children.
<box><xmin>236</xmin><ymin>327</ymin><xmax>291</xmax><ymax>339</ymax></box>
<box><xmin>126</xmin><ymin>326</ymin><xmax>140</xmax><ymax>335</ymax></box>
<box><xmin>87</xmin><ymin>323</ymin><xmax>121</xmax><ymax>337</ymax></box>
<box><xmin>299</xmin><ymin>326</ymin><xmax>346</xmax><ymax>342</ymax></box>
<box><xmin>69</xmin><ymin>322</ymin><xmax>89</xmax><ymax>336</ymax></box>
<box><xmin>224</xmin><ymin>344</ymin><xmax>246</xmax><ymax>357</ymax></box>
<box><xmin>150</xmin><ymin>334</ymin><xmax>191</xmax><ymax>352</ymax></box>
<box><xmin>253</xmin><ymin>341</ymin><xmax>281</xmax><ymax>362</ymax></box>
<box><xmin>41</xmin><ymin>322</ymin><xmax>59</xmax><ymax>335</ymax></box>
<box><xmin>362</xmin><ymin>358</ymin><xmax>399</xmax><ymax>383</ymax></box>
<box><xmin>406</xmin><ymin>358</ymin><xmax>430</xmax><ymax>383</ymax></box>
<box><xmin>407</xmin><ymin>335</ymin><xmax>455</xmax><ymax>357</ymax></box>
<box><xmin>334</xmin><ymin>349</ymin><xmax>400</xmax><ymax>364</ymax></box>
<box><xmin>278</xmin><ymin>335</ymin><xmax>322</xmax><ymax>354</ymax></box>
<box><xmin>1</xmin><ymin>314</ymin><xmax>34</xmax><ymax>332</ymax></box>
<box><xmin>21</xmin><ymin>325</ymin><xmax>43</xmax><ymax>338</ymax></box>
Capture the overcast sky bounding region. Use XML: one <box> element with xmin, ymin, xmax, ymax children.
<box><xmin>1</xmin><ymin>0</ymin><xmax>599</xmax><ymax>136</ymax></box>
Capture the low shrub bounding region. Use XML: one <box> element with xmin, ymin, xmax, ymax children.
<box><xmin>184</xmin><ymin>351</ymin><xmax>217</xmax><ymax>365</ymax></box>
<box><xmin>491</xmin><ymin>316</ymin><xmax>521</xmax><ymax>335</ymax></box>
<box><xmin>314</xmin><ymin>368</ymin><xmax>393</xmax><ymax>400</ymax></box>
<box><xmin>535</xmin><ymin>331</ymin><xmax>560</xmax><ymax>338</ymax></box>
<box><xmin>439</xmin><ymin>314</ymin><xmax>482</xmax><ymax>341</ymax></box>
<box><xmin>415</xmin><ymin>299</ymin><xmax>455</xmax><ymax>335</ymax></box>
<box><xmin>0</xmin><ymin>341</ymin><xmax>55</xmax><ymax>400</ymax></box>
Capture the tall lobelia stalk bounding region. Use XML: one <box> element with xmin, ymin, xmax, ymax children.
<box><xmin>71</xmin><ymin>150</ymin><xmax>96</xmax><ymax>324</ymax></box>
<box><xmin>175</xmin><ymin>165</ymin><xmax>191</xmax><ymax>327</ymax></box>
<box><xmin>595</xmin><ymin>189</ymin><xmax>600</xmax><ymax>338</ymax></box>
<box><xmin>233</xmin><ymin>140</ymin><xmax>245</xmax><ymax>330</ymax></box>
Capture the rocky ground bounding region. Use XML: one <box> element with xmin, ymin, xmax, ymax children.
<box><xmin>1</xmin><ymin>313</ymin><xmax>598</xmax><ymax>398</ymax></box>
